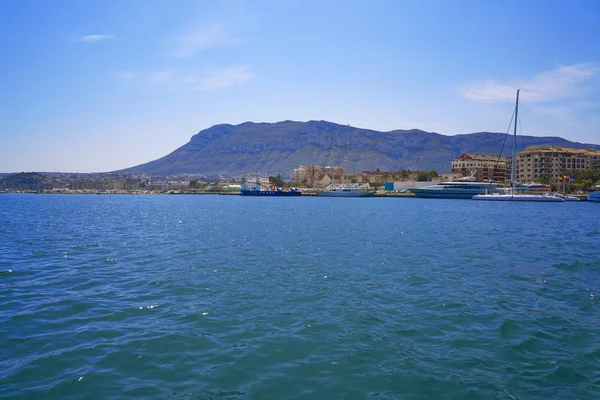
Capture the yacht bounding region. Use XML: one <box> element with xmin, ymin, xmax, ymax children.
<box><xmin>316</xmin><ymin>182</ymin><xmax>374</xmax><ymax>197</ymax></box>
<box><xmin>409</xmin><ymin>179</ymin><xmax>503</xmax><ymax>199</ymax></box>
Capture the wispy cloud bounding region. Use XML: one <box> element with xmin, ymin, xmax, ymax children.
<box><xmin>189</xmin><ymin>67</ymin><xmax>253</xmax><ymax>90</ymax></box>
<box><xmin>77</xmin><ymin>34</ymin><xmax>115</xmax><ymax>43</ymax></box>
<box><xmin>149</xmin><ymin>71</ymin><xmax>171</xmax><ymax>83</ymax></box>
<box><xmin>462</xmin><ymin>63</ymin><xmax>600</xmax><ymax>102</ymax></box>
<box><xmin>115</xmin><ymin>67</ymin><xmax>252</xmax><ymax>90</ymax></box>
<box><xmin>532</xmin><ymin>105</ymin><xmax>574</xmax><ymax>126</ymax></box>
<box><xmin>174</xmin><ymin>22</ymin><xmax>239</xmax><ymax>58</ymax></box>
<box><xmin>116</xmin><ymin>71</ymin><xmax>136</xmax><ymax>79</ymax></box>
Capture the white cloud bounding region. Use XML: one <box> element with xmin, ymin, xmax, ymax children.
<box><xmin>462</xmin><ymin>63</ymin><xmax>600</xmax><ymax>102</ymax></box>
<box><xmin>77</xmin><ymin>34</ymin><xmax>114</xmax><ymax>43</ymax></box>
<box><xmin>191</xmin><ymin>67</ymin><xmax>253</xmax><ymax>90</ymax></box>
<box><xmin>174</xmin><ymin>22</ymin><xmax>239</xmax><ymax>58</ymax></box>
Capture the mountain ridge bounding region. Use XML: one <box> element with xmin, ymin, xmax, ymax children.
<box><xmin>118</xmin><ymin>120</ymin><xmax>600</xmax><ymax>176</ymax></box>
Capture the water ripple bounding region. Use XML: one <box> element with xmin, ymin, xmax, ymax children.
<box><xmin>1</xmin><ymin>195</ymin><xmax>599</xmax><ymax>399</ymax></box>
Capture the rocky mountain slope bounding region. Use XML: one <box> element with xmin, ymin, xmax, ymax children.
<box><xmin>119</xmin><ymin>120</ymin><xmax>600</xmax><ymax>175</ymax></box>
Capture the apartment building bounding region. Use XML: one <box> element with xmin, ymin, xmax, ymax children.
<box><xmin>514</xmin><ymin>145</ymin><xmax>600</xmax><ymax>183</ymax></box>
<box><xmin>451</xmin><ymin>153</ymin><xmax>510</xmax><ymax>183</ymax></box>
<box><xmin>293</xmin><ymin>165</ymin><xmax>346</xmax><ymax>185</ymax></box>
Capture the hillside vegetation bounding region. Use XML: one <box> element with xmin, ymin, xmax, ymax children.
<box><xmin>119</xmin><ymin>120</ymin><xmax>600</xmax><ymax>175</ymax></box>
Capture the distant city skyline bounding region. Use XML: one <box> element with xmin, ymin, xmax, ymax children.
<box><xmin>1</xmin><ymin>0</ymin><xmax>599</xmax><ymax>173</ymax></box>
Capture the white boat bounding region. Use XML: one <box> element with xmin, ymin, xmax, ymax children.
<box><xmin>557</xmin><ymin>193</ymin><xmax>581</xmax><ymax>202</ymax></box>
<box><xmin>316</xmin><ymin>166</ymin><xmax>374</xmax><ymax>197</ymax></box>
<box><xmin>588</xmin><ymin>185</ymin><xmax>600</xmax><ymax>202</ymax></box>
<box><xmin>474</xmin><ymin>192</ymin><xmax>565</xmax><ymax>202</ymax></box>
<box><xmin>316</xmin><ymin>182</ymin><xmax>374</xmax><ymax>197</ymax></box>
<box><xmin>473</xmin><ymin>90</ymin><xmax>565</xmax><ymax>202</ymax></box>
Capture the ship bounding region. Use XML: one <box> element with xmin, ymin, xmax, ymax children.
<box><xmin>408</xmin><ymin>170</ymin><xmax>503</xmax><ymax>199</ymax></box>
<box><xmin>408</xmin><ymin>179</ymin><xmax>503</xmax><ymax>199</ymax></box>
<box><xmin>240</xmin><ymin>178</ymin><xmax>302</xmax><ymax>196</ymax></box>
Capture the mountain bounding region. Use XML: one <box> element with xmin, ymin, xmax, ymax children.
<box><xmin>0</xmin><ymin>172</ymin><xmax>56</xmax><ymax>190</ymax></box>
<box><xmin>119</xmin><ymin>120</ymin><xmax>600</xmax><ymax>176</ymax></box>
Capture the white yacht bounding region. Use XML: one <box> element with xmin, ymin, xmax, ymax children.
<box><xmin>316</xmin><ymin>182</ymin><xmax>374</xmax><ymax>197</ymax></box>
<box><xmin>409</xmin><ymin>179</ymin><xmax>503</xmax><ymax>199</ymax></box>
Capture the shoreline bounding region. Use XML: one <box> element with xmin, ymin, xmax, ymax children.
<box><xmin>0</xmin><ymin>190</ymin><xmax>593</xmax><ymax>201</ymax></box>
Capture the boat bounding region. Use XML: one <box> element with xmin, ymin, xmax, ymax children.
<box><xmin>240</xmin><ymin>179</ymin><xmax>301</xmax><ymax>196</ymax></box>
<box><xmin>409</xmin><ymin>173</ymin><xmax>503</xmax><ymax>199</ymax></box>
<box><xmin>316</xmin><ymin>182</ymin><xmax>375</xmax><ymax>197</ymax></box>
<box><xmin>588</xmin><ymin>185</ymin><xmax>600</xmax><ymax>202</ymax></box>
<box><xmin>555</xmin><ymin>193</ymin><xmax>581</xmax><ymax>201</ymax></box>
<box><xmin>473</xmin><ymin>90</ymin><xmax>565</xmax><ymax>202</ymax></box>
<box><xmin>316</xmin><ymin>166</ymin><xmax>374</xmax><ymax>197</ymax></box>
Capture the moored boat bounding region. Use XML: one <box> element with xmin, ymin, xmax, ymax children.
<box><xmin>316</xmin><ymin>183</ymin><xmax>374</xmax><ymax>197</ymax></box>
<box><xmin>409</xmin><ymin>180</ymin><xmax>503</xmax><ymax>199</ymax></box>
<box><xmin>588</xmin><ymin>186</ymin><xmax>600</xmax><ymax>202</ymax></box>
<box><xmin>240</xmin><ymin>179</ymin><xmax>301</xmax><ymax>196</ymax></box>
<box><xmin>474</xmin><ymin>193</ymin><xmax>565</xmax><ymax>202</ymax></box>
<box><xmin>556</xmin><ymin>193</ymin><xmax>581</xmax><ymax>201</ymax></box>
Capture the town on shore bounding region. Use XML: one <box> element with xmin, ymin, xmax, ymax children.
<box><xmin>2</xmin><ymin>145</ymin><xmax>600</xmax><ymax>196</ymax></box>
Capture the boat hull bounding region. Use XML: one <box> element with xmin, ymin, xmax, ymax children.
<box><xmin>240</xmin><ymin>190</ymin><xmax>301</xmax><ymax>196</ymax></box>
<box><xmin>315</xmin><ymin>191</ymin><xmax>374</xmax><ymax>197</ymax></box>
<box><xmin>472</xmin><ymin>194</ymin><xmax>564</xmax><ymax>202</ymax></box>
<box><xmin>408</xmin><ymin>190</ymin><xmax>484</xmax><ymax>199</ymax></box>
<box><xmin>588</xmin><ymin>192</ymin><xmax>600</xmax><ymax>202</ymax></box>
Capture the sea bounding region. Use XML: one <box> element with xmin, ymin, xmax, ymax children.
<box><xmin>1</xmin><ymin>194</ymin><xmax>599</xmax><ymax>399</ymax></box>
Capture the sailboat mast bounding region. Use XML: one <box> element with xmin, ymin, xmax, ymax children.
<box><xmin>510</xmin><ymin>89</ymin><xmax>520</xmax><ymax>192</ymax></box>
<box><xmin>346</xmin><ymin>125</ymin><xmax>350</xmax><ymax>185</ymax></box>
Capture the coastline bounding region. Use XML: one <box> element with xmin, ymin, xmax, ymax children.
<box><xmin>0</xmin><ymin>190</ymin><xmax>592</xmax><ymax>201</ymax></box>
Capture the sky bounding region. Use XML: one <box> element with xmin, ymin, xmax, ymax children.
<box><xmin>1</xmin><ymin>0</ymin><xmax>599</xmax><ymax>173</ymax></box>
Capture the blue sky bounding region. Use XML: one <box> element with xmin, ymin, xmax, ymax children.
<box><xmin>1</xmin><ymin>0</ymin><xmax>599</xmax><ymax>173</ymax></box>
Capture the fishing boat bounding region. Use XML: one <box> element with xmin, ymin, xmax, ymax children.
<box><xmin>473</xmin><ymin>90</ymin><xmax>564</xmax><ymax>202</ymax></box>
<box><xmin>240</xmin><ymin>179</ymin><xmax>301</xmax><ymax>196</ymax></box>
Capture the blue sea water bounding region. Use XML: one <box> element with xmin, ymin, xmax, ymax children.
<box><xmin>0</xmin><ymin>194</ymin><xmax>599</xmax><ymax>399</ymax></box>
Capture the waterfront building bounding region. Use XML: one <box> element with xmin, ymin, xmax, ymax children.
<box><xmin>451</xmin><ymin>154</ymin><xmax>510</xmax><ymax>183</ymax></box>
<box><xmin>514</xmin><ymin>145</ymin><xmax>600</xmax><ymax>183</ymax></box>
<box><xmin>293</xmin><ymin>165</ymin><xmax>346</xmax><ymax>186</ymax></box>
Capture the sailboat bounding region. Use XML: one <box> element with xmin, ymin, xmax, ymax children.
<box><xmin>473</xmin><ymin>90</ymin><xmax>564</xmax><ymax>202</ymax></box>
<box><xmin>316</xmin><ymin>125</ymin><xmax>374</xmax><ymax>197</ymax></box>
